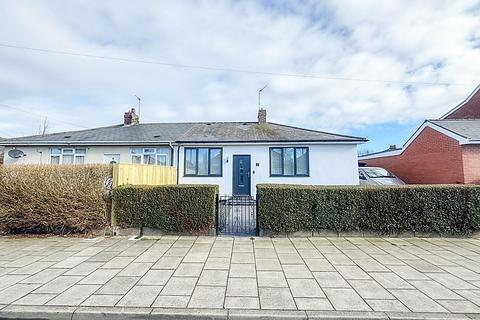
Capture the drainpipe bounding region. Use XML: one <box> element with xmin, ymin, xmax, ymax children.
<box><xmin>38</xmin><ymin>150</ymin><xmax>43</xmax><ymax>164</ymax></box>
<box><xmin>168</xmin><ymin>141</ymin><xmax>180</xmax><ymax>184</ymax></box>
<box><xmin>168</xmin><ymin>142</ymin><xmax>174</xmax><ymax>166</ymax></box>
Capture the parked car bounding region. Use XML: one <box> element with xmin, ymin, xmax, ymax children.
<box><xmin>358</xmin><ymin>167</ymin><xmax>405</xmax><ymax>186</ymax></box>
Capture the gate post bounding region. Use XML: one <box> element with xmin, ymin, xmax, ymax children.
<box><xmin>215</xmin><ymin>194</ymin><xmax>219</xmax><ymax>236</ymax></box>
<box><xmin>256</xmin><ymin>193</ymin><xmax>260</xmax><ymax>236</ymax></box>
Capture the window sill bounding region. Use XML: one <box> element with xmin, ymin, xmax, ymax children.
<box><xmin>184</xmin><ymin>175</ymin><xmax>223</xmax><ymax>178</ymax></box>
<box><xmin>269</xmin><ymin>175</ymin><xmax>310</xmax><ymax>178</ymax></box>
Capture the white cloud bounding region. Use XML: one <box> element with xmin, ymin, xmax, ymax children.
<box><xmin>0</xmin><ymin>0</ymin><xmax>479</xmax><ymax>137</ymax></box>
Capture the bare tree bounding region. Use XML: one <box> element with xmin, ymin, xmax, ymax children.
<box><xmin>37</xmin><ymin>118</ymin><xmax>49</xmax><ymax>136</ymax></box>
<box><xmin>357</xmin><ymin>147</ymin><xmax>375</xmax><ymax>156</ymax></box>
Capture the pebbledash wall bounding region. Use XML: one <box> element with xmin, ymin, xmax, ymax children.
<box><xmin>363</xmin><ymin>127</ymin><xmax>480</xmax><ymax>184</ymax></box>
<box><xmin>4</xmin><ymin>143</ymin><xmax>360</xmax><ymax>194</ymax></box>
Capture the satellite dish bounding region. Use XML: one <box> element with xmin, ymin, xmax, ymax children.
<box><xmin>8</xmin><ymin>149</ymin><xmax>26</xmax><ymax>158</ymax></box>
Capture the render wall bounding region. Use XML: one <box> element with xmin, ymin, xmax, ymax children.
<box><xmin>178</xmin><ymin>143</ymin><xmax>360</xmax><ymax>195</ymax></box>
<box><xmin>3</xmin><ymin>146</ymin><xmax>133</xmax><ymax>165</ymax></box>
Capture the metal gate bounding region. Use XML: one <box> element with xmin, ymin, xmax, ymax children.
<box><xmin>217</xmin><ymin>195</ymin><xmax>257</xmax><ymax>236</ymax></box>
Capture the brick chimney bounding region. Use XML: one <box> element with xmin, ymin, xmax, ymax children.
<box><xmin>124</xmin><ymin>108</ymin><xmax>139</xmax><ymax>126</ymax></box>
<box><xmin>258</xmin><ymin>108</ymin><xmax>267</xmax><ymax>124</ymax></box>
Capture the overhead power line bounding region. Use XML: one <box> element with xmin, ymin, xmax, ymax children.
<box><xmin>0</xmin><ymin>43</ymin><xmax>474</xmax><ymax>87</ymax></box>
<box><xmin>0</xmin><ymin>130</ymin><xmax>13</xmax><ymax>138</ymax></box>
<box><xmin>0</xmin><ymin>103</ymin><xmax>86</xmax><ymax>129</ymax></box>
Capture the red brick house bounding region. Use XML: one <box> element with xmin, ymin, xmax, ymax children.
<box><xmin>359</xmin><ymin>85</ymin><xmax>480</xmax><ymax>184</ymax></box>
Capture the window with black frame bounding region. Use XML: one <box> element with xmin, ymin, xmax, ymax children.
<box><xmin>270</xmin><ymin>147</ymin><xmax>309</xmax><ymax>177</ymax></box>
<box><xmin>184</xmin><ymin>147</ymin><xmax>222</xmax><ymax>176</ymax></box>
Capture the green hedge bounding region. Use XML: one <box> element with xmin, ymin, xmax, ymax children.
<box><xmin>112</xmin><ymin>184</ymin><xmax>218</xmax><ymax>233</ymax></box>
<box><xmin>257</xmin><ymin>184</ymin><xmax>480</xmax><ymax>235</ymax></box>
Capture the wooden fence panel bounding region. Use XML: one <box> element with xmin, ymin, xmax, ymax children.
<box><xmin>112</xmin><ymin>164</ymin><xmax>177</xmax><ymax>187</ymax></box>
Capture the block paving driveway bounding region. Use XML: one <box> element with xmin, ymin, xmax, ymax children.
<box><xmin>2</xmin><ymin>236</ymin><xmax>480</xmax><ymax>316</ymax></box>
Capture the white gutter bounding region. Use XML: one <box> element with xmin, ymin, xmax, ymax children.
<box><xmin>359</xmin><ymin>149</ymin><xmax>402</xmax><ymax>160</ymax></box>
<box><xmin>0</xmin><ymin>140</ymin><xmax>174</xmax><ymax>146</ymax></box>
<box><xmin>170</xmin><ymin>141</ymin><xmax>365</xmax><ymax>146</ymax></box>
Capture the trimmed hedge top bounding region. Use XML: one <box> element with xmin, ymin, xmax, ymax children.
<box><xmin>112</xmin><ymin>184</ymin><xmax>218</xmax><ymax>233</ymax></box>
<box><xmin>0</xmin><ymin>164</ymin><xmax>112</xmax><ymax>234</ymax></box>
<box><xmin>257</xmin><ymin>184</ymin><xmax>480</xmax><ymax>235</ymax></box>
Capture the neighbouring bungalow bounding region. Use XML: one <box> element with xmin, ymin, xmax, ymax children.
<box><xmin>360</xmin><ymin>84</ymin><xmax>480</xmax><ymax>184</ymax></box>
<box><xmin>2</xmin><ymin>109</ymin><xmax>366</xmax><ymax>195</ymax></box>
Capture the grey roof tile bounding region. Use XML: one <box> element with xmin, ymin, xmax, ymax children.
<box><xmin>429</xmin><ymin>119</ymin><xmax>480</xmax><ymax>140</ymax></box>
<box><xmin>2</xmin><ymin>122</ymin><xmax>366</xmax><ymax>145</ymax></box>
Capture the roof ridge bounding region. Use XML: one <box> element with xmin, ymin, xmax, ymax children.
<box><xmin>3</xmin><ymin>121</ymin><xmax>368</xmax><ymax>144</ymax></box>
<box><xmin>431</xmin><ymin>118</ymin><xmax>480</xmax><ymax>122</ymax></box>
<box><xmin>139</xmin><ymin>121</ymin><xmax>257</xmax><ymax>125</ymax></box>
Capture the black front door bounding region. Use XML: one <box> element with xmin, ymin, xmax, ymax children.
<box><xmin>232</xmin><ymin>155</ymin><xmax>251</xmax><ymax>196</ymax></box>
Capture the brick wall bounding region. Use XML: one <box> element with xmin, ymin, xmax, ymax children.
<box><xmin>444</xmin><ymin>89</ymin><xmax>480</xmax><ymax>119</ymax></box>
<box><xmin>462</xmin><ymin>145</ymin><xmax>480</xmax><ymax>184</ymax></box>
<box><xmin>364</xmin><ymin>127</ymin><xmax>465</xmax><ymax>184</ymax></box>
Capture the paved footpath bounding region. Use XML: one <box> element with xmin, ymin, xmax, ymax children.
<box><xmin>2</xmin><ymin>236</ymin><xmax>480</xmax><ymax>319</ymax></box>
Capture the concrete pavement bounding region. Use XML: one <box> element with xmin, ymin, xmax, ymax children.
<box><xmin>2</xmin><ymin>235</ymin><xmax>480</xmax><ymax>319</ymax></box>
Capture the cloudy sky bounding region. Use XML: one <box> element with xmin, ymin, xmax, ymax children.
<box><xmin>1</xmin><ymin>0</ymin><xmax>480</xmax><ymax>152</ymax></box>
